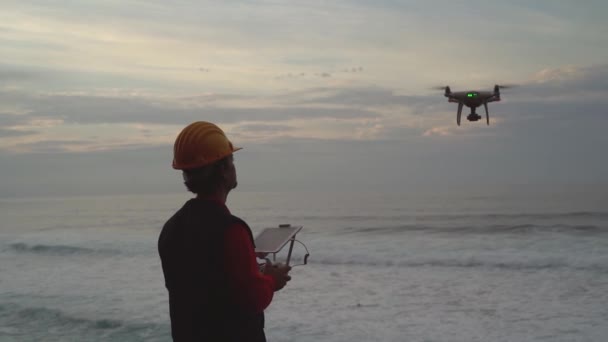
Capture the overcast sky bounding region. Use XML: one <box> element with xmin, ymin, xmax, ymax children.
<box><xmin>1</xmin><ymin>0</ymin><xmax>607</xmax><ymax>197</ymax></box>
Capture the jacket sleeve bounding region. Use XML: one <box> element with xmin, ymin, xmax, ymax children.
<box><xmin>224</xmin><ymin>223</ymin><xmax>276</xmax><ymax>313</ymax></box>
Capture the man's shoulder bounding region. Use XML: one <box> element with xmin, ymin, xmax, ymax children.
<box><xmin>160</xmin><ymin>200</ymin><xmax>245</xmax><ymax>234</ymax></box>
<box><xmin>161</xmin><ymin>200</ymin><xmax>192</xmax><ymax>227</ymax></box>
<box><xmin>228</xmin><ymin>214</ymin><xmax>249</xmax><ymax>228</ymax></box>
<box><xmin>225</xmin><ymin>215</ymin><xmax>255</xmax><ymax>245</ymax></box>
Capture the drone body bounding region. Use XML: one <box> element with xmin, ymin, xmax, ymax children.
<box><xmin>438</xmin><ymin>85</ymin><xmax>509</xmax><ymax>126</ymax></box>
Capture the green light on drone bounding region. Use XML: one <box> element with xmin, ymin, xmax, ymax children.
<box><xmin>467</xmin><ymin>93</ymin><xmax>477</xmax><ymax>97</ymax></box>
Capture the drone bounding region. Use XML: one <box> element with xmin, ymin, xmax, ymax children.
<box><xmin>434</xmin><ymin>84</ymin><xmax>512</xmax><ymax>126</ymax></box>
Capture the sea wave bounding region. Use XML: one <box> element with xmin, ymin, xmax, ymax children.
<box><xmin>278</xmin><ymin>211</ymin><xmax>608</xmax><ymax>222</ymax></box>
<box><xmin>346</xmin><ymin>223</ymin><xmax>607</xmax><ymax>235</ymax></box>
<box><xmin>311</xmin><ymin>256</ymin><xmax>608</xmax><ymax>272</ymax></box>
<box><xmin>7</xmin><ymin>243</ymin><xmax>118</xmax><ymax>256</ymax></box>
<box><xmin>443</xmin><ymin>211</ymin><xmax>608</xmax><ymax>220</ymax></box>
<box><xmin>0</xmin><ymin>303</ymin><xmax>169</xmax><ymax>341</ymax></box>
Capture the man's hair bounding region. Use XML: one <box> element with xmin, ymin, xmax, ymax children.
<box><xmin>182</xmin><ymin>157</ymin><xmax>230</xmax><ymax>195</ymax></box>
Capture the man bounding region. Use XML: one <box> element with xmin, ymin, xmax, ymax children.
<box><xmin>159</xmin><ymin>121</ymin><xmax>292</xmax><ymax>341</ymax></box>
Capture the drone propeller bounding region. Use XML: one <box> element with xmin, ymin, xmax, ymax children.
<box><xmin>432</xmin><ymin>85</ymin><xmax>451</xmax><ymax>97</ymax></box>
<box><xmin>495</xmin><ymin>84</ymin><xmax>516</xmax><ymax>89</ymax></box>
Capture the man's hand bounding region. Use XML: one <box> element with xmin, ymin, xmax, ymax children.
<box><xmin>263</xmin><ymin>261</ymin><xmax>292</xmax><ymax>291</ymax></box>
<box><xmin>255</xmin><ymin>252</ymin><xmax>269</xmax><ymax>259</ymax></box>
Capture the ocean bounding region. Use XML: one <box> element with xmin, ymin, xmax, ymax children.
<box><xmin>1</xmin><ymin>187</ymin><xmax>607</xmax><ymax>342</ymax></box>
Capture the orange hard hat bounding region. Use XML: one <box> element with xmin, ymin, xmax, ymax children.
<box><xmin>172</xmin><ymin>121</ymin><xmax>242</xmax><ymax>170</ymax></box>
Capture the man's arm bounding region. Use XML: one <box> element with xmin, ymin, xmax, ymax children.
<box><xmin>224</xmin><ymin>223</ymin><xmax>276</xmax><ymax>313</ymax></box>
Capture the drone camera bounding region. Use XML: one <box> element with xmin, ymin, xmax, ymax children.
<box><xmin>467</xmin><ymin>114</ymin><xmax>481</xmax><ymax>122</ymax></box>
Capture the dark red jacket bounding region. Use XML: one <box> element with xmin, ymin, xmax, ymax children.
<box><xmin>159</xmin><ymin>198</ymin><xmax>275</xmax><ymax>341</ymax></box>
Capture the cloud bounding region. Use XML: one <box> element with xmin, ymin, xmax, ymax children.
<box><xmin>10</xmin><ymin>140</ymin><xmax>92</xmax><ymax>153</ymax></box>
<box><xmin>274</xmin><ymin>72</ymin><xmax>308</xmax><ymax>80</ymax></box>
<box><xmin>526</xmin><ymin>64</ymin><xmax>608</xmax><ymax>92</ymax></box>
<box><xmin>275</xmin><ymin>70</ymin><xmax>358</xmax><ymax>80</ymax></box>
<box><xmin>423</xmin><ymin>126</ymin><xmax>451</xmax><ymax>137</ymax></box>
<box><xmin>0</xmin><ymin>128</ymin><xmax>37</xmax><ymax>137</ymax></box>
<box><xmin>3</xmin><ymin>123</ymin><xmax>606</xmax><ymax>198</ymax></box>
<box><xmin>10</xmin><ymin>138</ymin><xmax>163</xmax><ymax>154</ymax></box>
<box><xmin>1</xmin><ymin>63</ymin><xmax>607</xmax><ymax>154</ymax></box>
<box><xmin>0</xmin><ymin>113</ymin><xmax>29</xmax><ymax>127</ymax></box>
<box><xmin>341</xmin><ymin>67</ymin><xmax>364</xmax><ymax>73</ymax></box>
<box><xmin>0</xmin><ymin>68</ymin><xmax>36</xmax><ymax>81</ymax></box>
<box><xmin>274</xmin><ymin>66</ymin><xmax>363</xmax><ymax>81</ymax></box>
<box><xmin>294</xmin><ymin>86</ymin><xmax>434</xmax><ymax>108</ymax></box>
<box><xmin>495</xmin><ymin>64</ymin><xmax>608</xmax><ymax>121</ymax></box>
<box><xmin>235</xmin><ymin>124</ymin><xmax>295</xmax><ymax>133</ymax></box>
<box><xmin>532</xmin><ymin>65</ymin><xmax>581</xmax><ymax>83</ymax></box>
<box><xmin>0</xmin><ymin>90</ymin><xmax>380</xmax><ymax>127</ymax></box>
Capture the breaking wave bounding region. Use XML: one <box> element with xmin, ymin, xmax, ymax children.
<box><xmin>282</xmin><ymin>211</ymin><xmax>608</xmax><ymax>222</ymax></box>
<box><xmin>0</xmin><ymin>303</ymin><xmax>169</xmax><ymax>342</ymax></box>
<box><xmin>8</xmin><ymin>243</ymin><xmax>118</xmax><ymax>256</ymax></box>
<box><xmin>311</xmin><ymin>256</ymin><xmax>608</xmax><ymax>272</ymax></box>
<box><xmin>346</xmin><ymin>223</ymin><xmax>607</xmax><ymax>235</ymax></box>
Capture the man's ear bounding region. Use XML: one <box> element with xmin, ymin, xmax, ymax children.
<box><xmin>217</xmin><ymin>159</ymin><xmax>230</xmax><ymax>178</ymax></box>
<box><xmin>219</xmin><ymin>158</ymin><xmax>230</xmax><ymax>171</ymax></box>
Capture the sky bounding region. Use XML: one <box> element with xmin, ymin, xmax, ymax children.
<box><xmin>1</xmin><ymin>0</ymin><xmax>607</xmax><ymax>197</ymax></box>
